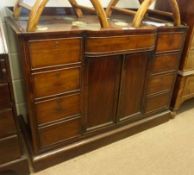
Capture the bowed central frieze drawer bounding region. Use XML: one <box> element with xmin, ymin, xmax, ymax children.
<box><xmin>5</xmin><ymin>5</ymin><xmax>187</xmax><ymax>171</ymax></box>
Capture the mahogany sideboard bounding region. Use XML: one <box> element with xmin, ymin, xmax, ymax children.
<box><xmin>5</xmin><ymin>3</ymin><xmax>187</xmax><ymax>172</ymax></box>
<box><xmin>156</xmin><ymin>0</ymin><xmax>194</xmax><ymax>111</ymax></box>
<box><xmin>0</xmin><ymin>24</ymin><xmax>29</xmax><ymax>175</ymax></box>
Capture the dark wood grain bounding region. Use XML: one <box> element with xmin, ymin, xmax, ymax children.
<box><xmin>86</xmin><ymin>56</ymin><xmax>121</xmax><ymax>130</ymax></box>
<box><xmin>145</xmin><ymin>93</ymin><xmax>170</xmax><ymax>113</ymax></box>
<box><xmin>86</xmin><ymin>34</ymin><xmax>155</xmax><ymax>55</ymax></box>
<box><xmin>35</xmin><ymin>93</ymin><xmax>81</xmax><ymax>125</ymax></box>
<box><xmin>28</xmin><ymin>38</ymin><xmax>82</xmax><ymax>69</ymax></box>
<box><xmin>156</xmin><ymin>32</ymin><xmax>185</xmax><ymax>53</ymax></box>
<box><xmin>0</xmin><ymin>110</ymin><xmax>17</xmax><ymax>138</ymax></box>
<box><xmin>147</xmin><ymin>73</ymin><xmax>176</xmax><ymax>95</ymax></box>
<box><xmin>0</xmin><ymin>84</ymin><xmax>11</xmax><ymax>110</ymax></box>
<box><xmin>39</xmin><ymin>117</ymin><xmax>82</xmax><ymax>148</ymax></box>
<box><xmin>152</xmin><ymin>53</ymin><xmax>180</xmax><ymax>73</ymax></box>
<box><xmin>0</xmin><ymin>136</ymin><xmax>21</xmax><ymax>164</ymax></box>
<box><xmin>0</xmin><ymin>157</ymin><xmax>29</xmax><ymax>175</ymax></box>
<box><xmin>33</xmin><ymin>67</ymin><xmax>81</xmax><ymax>98</ymax></box>
<box><xmin>118</xmin><ymin>53</ymin><xmax>149</xmax><ymax>120</ymax></box>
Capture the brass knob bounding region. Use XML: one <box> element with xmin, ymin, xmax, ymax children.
<box><xmin>2</xmin><ymin>68</ymin><xmax>6</xmax><ymax>73</ymax></box>
<box><xmin>55</xmin><ymin>41</ymin><xmax>59</xmax><ymax>48</ymax></box>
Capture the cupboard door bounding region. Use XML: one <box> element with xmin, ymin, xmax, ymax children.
<box><xmin>118</xmin><ymin>53</ymin><xmax>149</xmax><ymax>121</ymax></box>
<box><xmin>86</xmin><ymin>56</ymin><xmax>121</xmax><ymax>131</ymax></box>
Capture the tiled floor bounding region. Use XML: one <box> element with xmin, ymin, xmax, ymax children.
<box><xmin>33</xmin><ymin>100</ymin><xmax>194</xmax><ymax>175</ymax></box>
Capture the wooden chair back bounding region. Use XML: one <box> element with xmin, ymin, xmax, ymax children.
<box><xmin>13</xmin><ymin>0</ymin><xmax>109</xmax><ymax>32</ymax></box>
<box><xmin>13</xmin><ymin>0</ymin><xmax>181</xmax><ymax>32</ymax></box>
<box><xmin>106</xmin><ymin>0</ymin><xmax>181</xmax><ymax>27</ymax></box>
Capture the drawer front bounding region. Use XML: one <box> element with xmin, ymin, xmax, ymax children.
<box><xmin>35</xmin><ymin>94</ymin><xmax>81</xmax><ymax>125</ymax></box>
<box><xmin>0</xmin><ymin>84</ymin><xmax>11</xmax><ymax>110</ymax></box>
<box><xmin>0</xmin><ymin>110</ymin><xmax>16</xmax><ymax>138</ymax></box>
<box><xmin>145</xmin><ymin>93</ymin><xmax>170</xmax><ymax>113</ymax></box>
<box><xmin>152</xmin><ymin>54</ymin><xmax>179</xmax><ymax>73</ymax></box>
<box><xmin>184</xmin><ymin>49</ymin><xmax>194</xmax><ymax>70</ymax></box>
<box><xmin>156</xmin><ymin>32</ymin><xmax>184</xmax><ymax>53</ymax></box>
<box><xmin>0</xmin><ymin>136</ymin><xmax>21</xmax><ymax>164</ymax></box>
<box><xmin>86</xmin><ymin>34</ymin><xmax>155</xmax><ymax>55</ymax></box>
<box><xmin>39</xmin><ymin>118</ymin><xmax>82</xmax><ymax>148</ymax></box>
<box><xmin>33</xmin><ymin>67</ymin><xmax>80</xmax><ymax>98</ymax></box>
<box><xmin>29</xmin><ymin>38</ymin><xmax>82</xmax><ymax>69</ymax></box>
<box><xmin>147</xmin><ymin>73</ymin><xmax>175</xmax><ymax>95</ymax></box>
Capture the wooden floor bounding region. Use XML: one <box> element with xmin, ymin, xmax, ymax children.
<box><xmin>33</xmin><ymin>99</ymin><xmax>194</xmax><ymax>175</ymax></box>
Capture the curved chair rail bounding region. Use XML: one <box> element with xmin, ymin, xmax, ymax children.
<box><xmin>106</xmin><ymin>0</ymin><xmax>181</xmax><ymax>27</ymax></box>
<box><xmin>14</xmin><ymin>0</ymin><xmax>109</xmax><ymax>32</ymax></box>
<box><xmin>14</xmin><ymin>0</ymin><xmax>181</xmax><ymax>31</ymax></box>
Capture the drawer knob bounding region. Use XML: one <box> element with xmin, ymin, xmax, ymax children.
<box><xmin>56</xmin><ymin>103</ymin><xmax>63</xmax><ymax>113</ymax></box>
<box><xmin>55</xmin><ymin>41</ymin><xmax>59</xmax><ymax>48</ymax></box>
<box><xmin>2</xmin><ymin>68</ymin><xmax>6</xmax><ymax>73</ymax></box>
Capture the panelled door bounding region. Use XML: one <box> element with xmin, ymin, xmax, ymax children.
<box><xmin>85</xmin><ymin>55</ymin><xmax>122</xmax><ymax>131</ymax></box>
<box><xmin>117</xmin><ymin>52</ymin><xmax>151</xmax><ymax>121</ymax></box>
<box><xmin>85</xmin><ymin>52</ymin><xmax>151</xmax><ymax>131</ymax></box>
